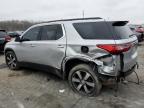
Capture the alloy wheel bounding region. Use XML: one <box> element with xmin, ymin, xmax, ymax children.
<box><xmin>71</xmin><ymin>70</ymin><xmax>95</xmax><ymax>95</ymax></box>
<box><xmin>6</xmin><ymin>53</ymin><xmax>17</xmax><ymax>69</ymax></box>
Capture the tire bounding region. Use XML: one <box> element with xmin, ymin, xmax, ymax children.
<box><xmin>5</xmin><ymin>51</ymin><xmax>19</xmax><ymax>70</ymax></box>
<box><xmin>68</xmin><ymin>64</ymin><xmax>102</xmax><ymax>96</ymax></box>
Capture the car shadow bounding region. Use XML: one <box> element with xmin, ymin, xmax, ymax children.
<box><xmin>19</xmin><ymin>67</ymin><xmax>62</xmax><ymax>81</ymax></box>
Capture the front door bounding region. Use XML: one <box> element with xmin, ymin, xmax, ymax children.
<box><xmin>15</xmin><ymin>26</ymin><xmax>41</xmax><ymax>63</ymax></box>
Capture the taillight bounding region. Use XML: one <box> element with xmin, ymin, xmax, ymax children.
<box><xmin>97</xmin><ymin>43</ymin><xmax>132</xmax><ymax>55</ymax></box>
<box><xmin>5</xmin><ymin>36</ymin><xmax>11</xmax><ymax>42</ymax></box>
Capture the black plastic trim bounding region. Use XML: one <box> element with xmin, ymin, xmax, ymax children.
<box><xmin>18</xmin><ymin>62</ymin><xmax>63</xmax><ymax>78</ymax></box>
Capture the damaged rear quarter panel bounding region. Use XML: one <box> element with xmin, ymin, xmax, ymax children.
<box><xmin>65</xmin><ymin>43</ymin><xmax>121</xmax><ymax>76</ymax></box>
<box><xmin>63</xmin><ymin>22</ymin><xmax>121</xmax><ymax>77</ymax></box>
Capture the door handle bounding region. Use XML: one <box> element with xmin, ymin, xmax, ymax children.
<box><xmin>57</xmin><ymin>45</ymin><xmax>64</xmax><ymax>48</ymax></box>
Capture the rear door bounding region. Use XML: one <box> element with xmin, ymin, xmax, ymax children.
<box><xmin>110</xmin><ymin>21</ymin><xmax>138</xmax><ymax>72</ymax></box>
<box><xmin>37</xmin><ymin>24</ymin><xmax>66</xmax><ymax>69</ymax></box>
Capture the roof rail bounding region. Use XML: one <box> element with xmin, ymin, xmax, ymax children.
<box><xmin>42</xmin><ymin>17</ymin><xmax>102</xmax><ymax>23</ymax></box>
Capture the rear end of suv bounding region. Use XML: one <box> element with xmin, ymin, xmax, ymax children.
<box><xmin>68</xmin><ymin>20</ymin><xmax>137</xmax><ymax>76</ymax></box>
<box><xmin>4</xmin><ymin>18</ymin><xmax>138</xmax><ymax>96</ymax></box>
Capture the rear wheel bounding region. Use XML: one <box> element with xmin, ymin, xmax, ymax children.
<box><xmin>68</xmin><ymin>64</ymin><xmax>102</xmax><ymax>96</ymax></box>
<box><xmin>5</xmin><ymin>51</ymin><xmax>19</xmax><ymax>70</ymax></box>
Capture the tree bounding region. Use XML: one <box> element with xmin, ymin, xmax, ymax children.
<box><xmin>0</xmin><ymin>20</ymin><xmax>35</xmax><ymax>31</ymax></box>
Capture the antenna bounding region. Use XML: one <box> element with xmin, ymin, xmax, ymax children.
<box><xmin>82</xmin><ymin>10</ymin><xmax>85</xmax><ymax>18</ymax></box>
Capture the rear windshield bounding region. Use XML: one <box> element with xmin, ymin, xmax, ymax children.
<box><xmin>0</xmin><ymin>31</ymin><xmax>6</xmax><ymax>38</ymax></box>
<box><xmin>73</xmin><ymin>22</ymin><xmax>113</xmax><ymax>39</ymax></box>
<box><xmin>110</xmin><ymin>22</ymin><xmax>133</xmax><ymax>39</ymax></box>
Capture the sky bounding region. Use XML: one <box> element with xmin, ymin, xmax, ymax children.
<box><xmin>0</xmin><ymin>0</ymin><xmax>143</xmax><ymax>24</ymax></box>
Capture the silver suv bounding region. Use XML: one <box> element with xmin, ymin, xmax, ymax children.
<box><xmin>5</xmin><ymin>18</ymin><xmax>138</xmax><ymax>96</ymax></box>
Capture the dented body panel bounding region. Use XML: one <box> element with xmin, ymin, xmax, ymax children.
<box><xmin>61</xmin><ymin>22</ymin><xmax>118</xmax><ymax>76</ymax></box>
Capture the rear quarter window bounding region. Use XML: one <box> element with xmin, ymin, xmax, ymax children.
<box><xmin>73</xmin><ymin>22</ymin><xmax>113</xmax><ymax>39</ymax></box>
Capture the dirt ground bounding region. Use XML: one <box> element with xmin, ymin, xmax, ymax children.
<box><xmin>0</xmin><ymin>42</ymin><xmax>144</xmax><ymax>108</ymax></box>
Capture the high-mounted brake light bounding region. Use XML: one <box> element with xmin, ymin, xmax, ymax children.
<box><xmin>97</xmin><ymin>43</ymin><xmax>132</xmax><ymax>55</ymax></box>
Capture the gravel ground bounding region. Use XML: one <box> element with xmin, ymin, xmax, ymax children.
<box><xmin>0</xmin><ymin>42</ymin><xmax>144</xmax><ymax>108</ymax></box>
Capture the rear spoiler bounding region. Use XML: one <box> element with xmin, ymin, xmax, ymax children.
<box><xmin>112</xmin><ymin>21</ymin><xmax>129</xmax><ymax>26</ymax></box>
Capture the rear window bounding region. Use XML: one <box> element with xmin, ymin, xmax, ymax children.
<box><xmin>112</xmin><ymin>26</ymin><xmax>133</xmax><ymax>39</ymax></box>
<box><xmin>0</xmin><ymin>32</ymin><xmax>6</xmax><ymax>38</ymax></box>
<box><xmin>108</xmin><ymin>21</ymin><xmax>133</xmax><ymax>39</ymax></box>
<box><xmin>73</xmin><ymin>22</ymin><xmax>113</xmax><ymax>39</ymax></box>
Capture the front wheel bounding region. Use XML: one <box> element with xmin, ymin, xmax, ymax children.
<box><xmin>5</xmin><ymin>51</ymin><xmax>19</xmax><ymax>70</ymax></box>
<box><xmin>68</xmin><ymin>64</ymin><xmax>102</xmax><ymax>96</ymax></box>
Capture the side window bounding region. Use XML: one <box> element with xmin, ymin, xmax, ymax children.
<box><xmin>22</xmin><ymin>26</ymin><xmax>41</xmax><ymax>41</ymax></box>
<box><xmin>73</xmin><ymin>22</ymin><xmax>113</xmax><ymax>39</ymax></box>
<box><xmin>40</xmin><ymin>24</ymin><xmax>63</xmax><ymax>40</ymax></box>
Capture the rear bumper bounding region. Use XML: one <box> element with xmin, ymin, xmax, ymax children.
<box><xmin>98</xmin><ymin>65</ymin><xmax>136</xmax><ymax>77</ymax></box>
<box><xmin>96</xmin><ymin>54</ymin><xmax>137</xmax><ymax>77</ymax></box>
<box><xmin>97</xmin><ymin>64</ymin><xmax>136</xmax><ymax>82</ymax></box>
<box><xmin>120</xmin><ymin>64</ymin><xmax>136</xmax><ymax>77</ymax></box>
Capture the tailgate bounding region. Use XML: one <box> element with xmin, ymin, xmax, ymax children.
<box><xmin>115</xmin><ymin>37</ymin><xmax>138</xmax><ymax>72</ymax></box>
<box><xmin>123</xmin><ymin>40</ymin><xmax>138</xmax><ymax>71</ymax></box>
<box><xmin>110</xmin><ymin>21</ymin><xmax>138</xmax><ymax>72</ymax></box>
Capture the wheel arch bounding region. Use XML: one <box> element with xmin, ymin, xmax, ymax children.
<box><xmin>5</xmin><ymin>48</ymin><xmax>15</xmax><ymax>54</ymax></box>
<box><xmin>62</xmin><ymin>56</ymin><xmax>98</xmax><ymax>79</ymax></box>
